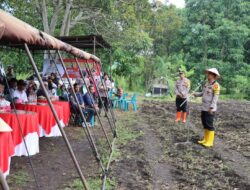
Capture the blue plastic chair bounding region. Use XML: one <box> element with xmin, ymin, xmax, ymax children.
<box><xmin>91</xmin><ymin>116</ymin><xmax>95</xmax><ymax>127</ymax></box>
<box><xmin>111</xmin><ymin>96</ymin><xmax>119</xmax><ymax>108</ymax></box>
<box><xmin>108</xmin><ymin>90</ymin><xmax>113</xmax><ymax>98</ymax></box>
<box><xmin>125</xmin><ymin>94</ymin><xmax>138</xmax><ymax>111</ymax></box>
<box><xmin>111</xmin><ymin>93</ymin><xmax>128</xmax><ymax>109</ymax></box>
<box><xmin>118</xmin><ymin>93</ymin><xmax>128</xmax><ymax>110</ymax></box>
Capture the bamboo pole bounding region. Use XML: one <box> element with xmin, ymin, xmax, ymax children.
<box><xmin>24</xmin><ymin>44</ymin><xmax>90</xmax><ymax>190</ymax></box>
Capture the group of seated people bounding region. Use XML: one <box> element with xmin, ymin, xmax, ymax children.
<box><xmin>71</xmin><ymin>83</ymin><xmax>99</xmax><ymax>123</ymax></box>
<box><xmin>0</xmin><ymin>65</ymin><xmax>123</xmax><ymax>124</ymax></box>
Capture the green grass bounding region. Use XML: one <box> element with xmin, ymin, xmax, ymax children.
<box><xmin>65</xmin><ymin>127</ymin><xmax>85</xmax><ymax>141</ymax></box>
<box><xmin>220</xmin><ymin>94</ymin><xmax>250</xmax><ymax>101</ymax></box>
<box><xmin>116</xmin><ymin>112</ymin><xmax>143</xmax><ymax>146</ymax></box>
<box><xmin>63</xmin><ymin>177</ymin><xmax>116</xmax><ymax>190</ymax></box>
<box><xmin>109</xmin><ymin>111</ymin><xmax>144</xmax><ymax>165</ymax></box>
<box><xmin>8</xmin><ymin>171</ymin><xmax>31</xmax><ymax>187</ymax></box>
<box><xmin>98</xmin><ymin>138</ymin><xmax>112</xmax><ymax>167</ymax></box>
<box><xmin>63</xmin><ymin>111</ymin><xmax>142</xmax><ymax>190</ymax></box>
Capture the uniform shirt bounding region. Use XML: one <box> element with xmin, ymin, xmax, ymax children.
<box><xmin>194</xmin><ymin>81</ymin><xmax>220</xmax><ymax>112</ymax></box>
<box><xmin>13</xmin><ymin>90</ymin><xmax>28</xmax><ymax>102</ymax></box>
<box><xmin>175</xmin><ymin>78</ymin><xmax>190</xmax><ymax>99</ymax></box>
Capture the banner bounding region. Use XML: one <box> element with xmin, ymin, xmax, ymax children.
<box><xmin>42</xmin><ymin>59</ymin><xmax>64</xmax><ymax>77</ymax></box>
<box><xmin>42</xmin><ymin>58</ymin><xmax>101</xmax><ymax>79</ymax></box>
<box><xmin>62</xmin><ymin>59</ymin><xmax>101</xmax><ymax>79</ymax></box>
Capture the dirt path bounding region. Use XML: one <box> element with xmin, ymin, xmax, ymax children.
<box><xmin>153</xmin><ymin>102</ymin><xmax>250</xmax><ymax>184</ymax></box>
<box><xmin>112</xmin><ymin>100</ymin><xmax>250</xmax><ymax>190</ymax></box>
<box><xmin>112</xmin><ymin>109</ymin><xmax>176</xmax><ymax>190</ymax></box>
<box><xmin>7</xmin><ymin>100</ymin><xmax>250</xmax><ymax>189</ymax></box>
<box><xmin>215</xmin><ymin>138</ymin><xmax>250</xmax><ymax>182</ymax></box>
<box><xmin>142</xmin><ymin>121</ymin><xmax>173</xmax><ymax>189</ymax></box>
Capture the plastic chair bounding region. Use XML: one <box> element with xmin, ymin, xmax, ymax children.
<box><xmin>108</xmin><ymin>91</ymin><xmax>113</xmax><ymax>98</ymax></box>
<box><xmin>90</xmin><ymin>116</ymin><xmax>95</xmax><ymax>127</ymax></box>
<box><xmin>125</xmin><ymin>94</ymin><xmax>138</xmax><ymax>111</ymax></box>
<box><xmin>111</xmin><ymin>96</ymin><xmax>120</xmax><ymax>108</ymax></box>
<box><xmin>111</xmin><ymin>93</ymin><xmax>128</xmax><ymax>109</ymax></box>
<box><xmin>118</xmin><ymin>93</ymin><xmax>128</xmax><ymax>110</ymax></box>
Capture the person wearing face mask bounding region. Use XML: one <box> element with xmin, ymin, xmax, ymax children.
<box><xmin>193</xmin><ymin>68</ymin><xmax>221</xmax><ymax>148</ymax></box>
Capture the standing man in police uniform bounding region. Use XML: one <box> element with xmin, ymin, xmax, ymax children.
<box><xmin>193</xmin><ymin>68</ymin><xmax>220</xmax><ymax>148</ymax></box>
<box><xmin>175</xmin><ymin>70</ymin><xmax>190</xmax><ymax>123</ymax></box>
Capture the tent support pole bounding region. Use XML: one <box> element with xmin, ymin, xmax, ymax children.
<box><xmin>51</xmin><ymin>58</ymin><xmax>96</xmax><ymax>156</ymax></box>
<box><xmin>0</xmin><ymin>170</ymin><xmax>9</xmax><ymax>190</ymax></box>
<box><xmin>24</xmin><ymin>44</ymin><xmax>90</xmax><ymax>190</ymax></box>
<box><xmin>83</xmin><ymin>61</ymin><xmax>116</xmax><ymax>137</ymax></box>
<box><xmin>74</xmin><ymin>58</ymin><xmax>112</xmax><ymax>151</ymax></box>
<box><xmin>0</xmin><ymin>62</ymin><xmax>40</xmax><ymax>189</ymax></box>
<box><xmin>50</xmin><ymin>57</ymin><xmax>96</xmax><ymax>151</ymax></box>
<box><xmin>109</xmin><ymin>50</ymin><xmax>112</xmax><ymax>79</ymax></box>
<box><xmin>99</xmin><ymin>66</ymin><xmax>117</xmax><ymax>126</ymax></box>
<box><xmin>50</xmin><ymin>59</ymin><xmax>70</xmax><ymax>101</ymax></box>
<box><xmin>56</xmin><ymin>50</ymin><xmax>105</xmax><ymax>173</ymax></box>
<box><xmin>93</xmin><ymin>36</ymin><xmax>96</xmax><ymax>55</ymax></box>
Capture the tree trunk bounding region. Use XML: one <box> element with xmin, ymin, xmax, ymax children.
<box><xmin>60</xmin><ymin>0</ymin><xmax>73</xmax><ymax>36</ymax></box>
<box><xmin>49</xmin><ymin>0</ymin><xmax>63</xmax><ymax>35</ymax></box>
<box><xmin>65</xmin><ymin>10</ymin><xmax>71</xmax><ymax>36</ymax></box>
<box><xmin>41</xmin><ymin>0</ymin><xmax>50</xmax><ymax>33</ymax></box>
<box><xmin>221</xmin><ymin>42</ymin><xmax>225</xmax><ymax>61</ymax></box>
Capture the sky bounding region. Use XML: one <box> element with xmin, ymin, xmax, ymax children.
<box><xmin>168</xmin><ymin>0</ymin><xmax>185</xmax><ymax>8</ymax></box>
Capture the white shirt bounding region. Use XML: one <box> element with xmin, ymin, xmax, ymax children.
<box><xmin>9</xmin><ymin>88</ymin><xmax>16</xmax><ymax>98</ymax></box>
<box><xmin>0</xmin><ymin>98</ymin><xmax>10</xmax><ymax>107</ymax></box>
<box><xmin>13</xmin><ymin>90</ymin><xmax>28</xmax><ymax>102</ymax></box>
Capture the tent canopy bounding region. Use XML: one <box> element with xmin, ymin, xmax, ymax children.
<box><xmin>0</xmin><ymin>9</ymin><xmax>100</xmax><ymax>62</ymax></box>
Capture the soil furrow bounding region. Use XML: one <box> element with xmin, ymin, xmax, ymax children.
<box><xmin>141</xmin><ymin>120</ymin><xmax>173</xmax><ymax>189</ymax></box>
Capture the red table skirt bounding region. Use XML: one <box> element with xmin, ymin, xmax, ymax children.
<box><xmin>15</xmin><ymin>103</ymin><xmax>63</xmax><ymax>135</ymax></box>
<box><xmin>0</xmin><ymin>132</ymin><xmax>14</xmax><ymax>175</ymax></box>
<box><xmin>0</xmin><ymin>111</ymin><xmax>39</xmax><ymax>146</ymax></box>
<box><xmin>37</xmin><ymin>100</ymin><xmax>70</xmax><ymax>126</ymax></box>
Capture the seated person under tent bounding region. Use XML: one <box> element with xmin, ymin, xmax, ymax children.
<box><xmin>70</xmin><ymin>83</ymin><xmax>94</xmax><ymax>123</ymax></box>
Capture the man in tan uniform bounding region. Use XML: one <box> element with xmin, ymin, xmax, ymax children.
<box><xmin>193</xmin><ymin>68</ymin><xmax>220</xmax><ymax>148</ymax></box>
<box><xmin>175</xmin><ymin>70</ymin><xmax>190</xmax><ymax>123</ymax></box>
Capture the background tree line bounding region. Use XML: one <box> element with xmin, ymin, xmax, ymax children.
<box><xmin>0</xmin><ymin>0</ymin><xmax>249</xmax><ymax>99</ymax></box>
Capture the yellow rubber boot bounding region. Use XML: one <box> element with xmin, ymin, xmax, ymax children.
<box><xmin>198</xmin><ymin>129</ymin><xmax>208</xmax><ymax>144</ymax></box>
<box><xmin>202</xmin><ymin>131</ymin><xmax>215</xmax><ymax>147</ymax></box>
<box><xmin>175</xmin><ymin>112</ymin><xmax>181</xmax><ymax>122</ymax></box>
